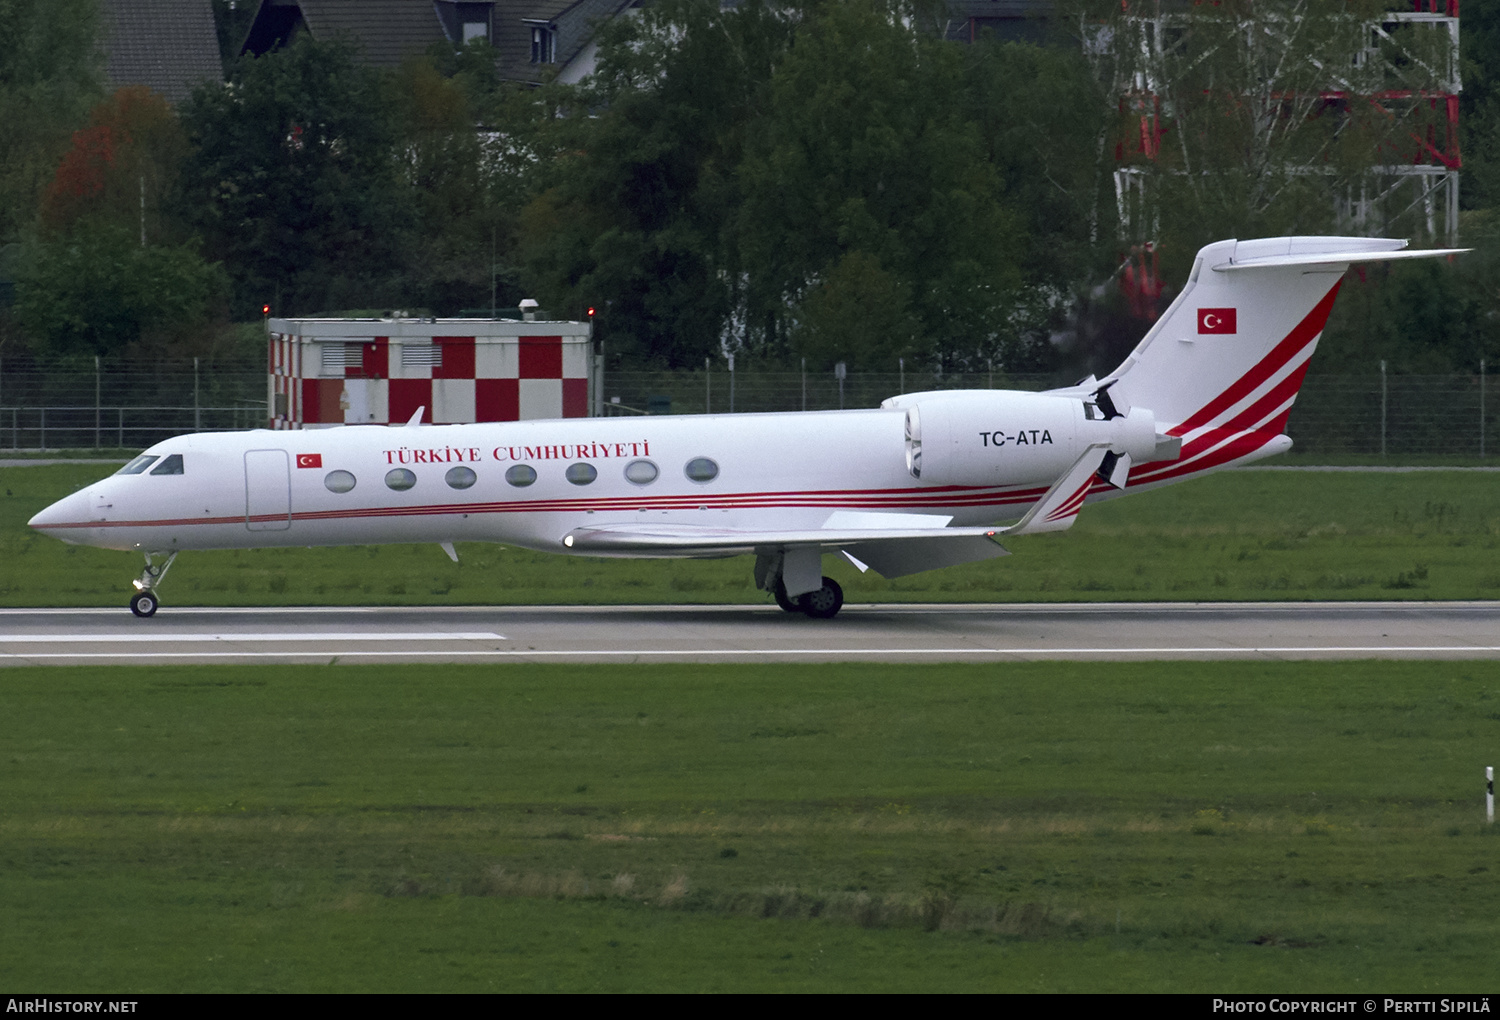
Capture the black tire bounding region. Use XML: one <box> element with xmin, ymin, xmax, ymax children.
<box><xmin>772</xmin><ymin>579</ymin><xmax>801</xmax><ymax>613</ymax></box>
<box><xmin>129</xmin><ymin>591</ymin><xmax>158</xmax><ymax>618</ymax></box>
<box><xmin>799</xmin><ymin>576</ymin><xmax>844</xmax><ymax>619</ymax></box>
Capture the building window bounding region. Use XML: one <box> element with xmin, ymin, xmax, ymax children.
<box><xmin>531</xmin><ymin>26</ymin><xmax>555</xmax><ymax>64</ymax></box>
<box><xmin>463</xmin><ymin>20</ymin><xmax>488</xmax><ymax>44</ymax></box>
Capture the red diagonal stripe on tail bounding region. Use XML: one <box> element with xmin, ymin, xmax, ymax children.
<box><xmin>1045</xmin><ymin>478</ymin><xmax>1094</xmax><ymax>523</ymax></box>
<box><xmin>1169</xmin><ymin>279</ymin><xmax>1343</xmax><ymax>438</ymax></box>
<box><xmin>1166</xmin><ymin>356</ymin><xmax>1314</xmax><ymax>466</ymax></box>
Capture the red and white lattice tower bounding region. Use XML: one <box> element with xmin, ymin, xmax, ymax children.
<box><xmin>267</xmin><ymin>317</ymin><xmax>596</xmax><ymax>429</ymax></box>
<box><xmin>1093</xmin><ymin>0</ymin><xmax>1461</xmax><ymax>283</ymax></box>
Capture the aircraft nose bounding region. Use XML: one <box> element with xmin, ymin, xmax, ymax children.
<box><xmin>28</xmin><ymin>488</ymin><xmax>93</xmax><ymax>531</ymax></box>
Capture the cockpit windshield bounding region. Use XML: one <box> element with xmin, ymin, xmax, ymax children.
<box><xmin>115</xmin><ymin>455</ymin><xmax>159</xmax><ymax>475</ymax></box>
<box><xmin>150</xmin><ymin>454</ymin><xmax>184</xmax><ymax>475</ymax></box>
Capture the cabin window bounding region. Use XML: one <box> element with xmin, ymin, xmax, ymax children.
<box><xmin>445</xmin><ymin>466</ymin><xmax>477</xmax><ymax>490</ymax></box>
<box><xmin>325</xmin><ymin>470</ymin><xmax>356</xmax><ymax>493</ymax></box>
<box><xmin>565</xmin><ymin>462</ymin><xmax>597</xmax><ymax>486</ymax></box>
<box><xmin>116</xmin><ymin>455</ymin><xmax>158</xmax><ymax>475</ymax></box>
<box><xmin>684</xmin><ymin>457</ymin><xmax>719</xmax><ymax>483</ymax></box>
<box><xmin>150</xmin><ymin>454</ymin><xmax>184</xmax><ymax>475</ymax></box>
<box><xmin>624</xmin><ymin>459</ymin><xmax>658</xmax><ymax>485</ymax></box>
<box><xmin>385</xmin><ymin>468</ymin><xmax>417</xmax><ymax>491</ymax></box>
<box><xmin>505</xmin><ymin>464</ymin><xmax>537</xmax><ymax>487</ymax></box>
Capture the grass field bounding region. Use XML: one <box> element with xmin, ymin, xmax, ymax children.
<box><xmin>6</xmin><ymin>462</ymin><xmax>1500</xmax><ymax>606</ymax></box>
<box><xmin>5</xmin><ymin>462</ymin><xmax>1499</xmax><ymax>991</ymax></box>
<box><xmin>2</xmin><ymin>661</ymin><xmax>1496</xmax><ymax>992</ymax></box>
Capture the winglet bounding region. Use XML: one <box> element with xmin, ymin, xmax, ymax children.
<box><xmin>405</xmin><ymin>406</ymin><xmax>426</xmax><ymax>427</ymax></box>
<box><xmin>999</xmin><ymin>445</ymin><xmax>1109</xmax><ymax>537</ymax></box>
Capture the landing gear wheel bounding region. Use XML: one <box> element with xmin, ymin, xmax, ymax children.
<box><xmin>773</xmin><ymin>579</ymin><xmax>801</xmax><ymax>613</ymax></box>
<box><xmin>129</xmin><ymin>591</ymin><xmax>159</xmax><ymax>618</ymax></box>
<box><xmin>799</xmin><ymin>576</ymin><xmax>844</xmax><ymax>619</ymax></box>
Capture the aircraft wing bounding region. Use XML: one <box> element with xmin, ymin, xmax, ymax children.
<box><xmin>562</xmin><ymin>445</ymin><xmax>1110</xmax><ymax>579</ymax></box>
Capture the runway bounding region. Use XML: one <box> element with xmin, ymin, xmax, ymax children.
<box><xmin>2</xmin><ymin>601</ymin><xmax>1499</xmax><ymax>665</ymax></box>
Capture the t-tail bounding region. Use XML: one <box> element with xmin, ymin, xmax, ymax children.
<box><xmin>1085</xmin><ymin>236</ymin><xmax>1464</xmax><ymax>489</ymax></box>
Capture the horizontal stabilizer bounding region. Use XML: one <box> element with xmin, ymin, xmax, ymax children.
<box><xmin>1214</xmin><ymin>247</ymin><xmax>1468</xmax><ymax>271</ymax></box>
<box><xmin>1211</xmin><ymin>238</ymin><xmax>1467</xmax><ymax>272</ymax></box>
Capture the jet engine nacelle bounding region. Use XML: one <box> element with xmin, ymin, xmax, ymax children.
<box><xmin>903</xmin><ymin>391</ymin><xmax>1159</xmax><ymax>487</ymax></box>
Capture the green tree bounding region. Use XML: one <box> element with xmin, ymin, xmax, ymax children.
<box><xmin>1318</xmin><ymin>212</ymin><xmax>1500</xmax><ymax>375</ymax></box>
<box><xmin>177</xmin><ymin>36</ymin><xmax>407</xmax><ymax>317</ymax></box>
<box><xmin>1460</xmin><ymin>0</ymin><xmax>1500</xmax><ymax>212</ymax></box>
<box><xmin>40</xmin><ymin>86</ymin><xmax>189</xmax><ymax>242</ymax></box>
<box><xmin>0</xmin><ymin>0</ymin><xmax>104</xmax><ymax>243</ymax></box>
<box><xmin>388</xmin><ymin>46</ymin><xmax>506</xmax><ymax>314</ymax></box>
<box><xmin>737</xmin><ymin>2</ymin><xmax>1025</xmax><ymax>370</ymax></box>
<box><xmin>516</xmin><ymin>0</ymin><xmax>798</xmax><ymax>367</ymax></box>
<box><xmin>961</xmin><ymin>32</ymin><xmax>1114</xmax><ymax>314</ymax></box>
<box><xmin>17</xmin><ymin>87</ymin><xmax>226</xmax><ymax>361</ymax></box>
<box><xmin>792</xmin><ymin>250</ymin><xmax>919</xmax><ymax>368</ymax></box>
<box><xmin>14</xmin><ymin>224</ymin><xmax>225</xmax><ymax>358</ymax></box>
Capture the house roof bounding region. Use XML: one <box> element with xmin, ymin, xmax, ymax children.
<box><xmin>100</xmin><ymin>0</ymin><xmax>224</xmax><ymax>105</ymax></box>
<box><xmin>241</xmin><ymin>0</ymin><xmax>448</xmax><ymax>67</ymax></box>
<box><xmin>296</xmin><ymin>0</ymin><xmax>448</xmax><ymax>67</ymax></box>
<box><xmin>239</xmin><ymin>0</ymin><xmax>628</xmax><ymax>80</ymax></box>
<box><xmin>492</xmin><ymin>0</ymin><xmax>634</xmax><ymax>85</ymax></box>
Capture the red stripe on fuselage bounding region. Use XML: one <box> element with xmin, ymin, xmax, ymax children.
<box><xmin>31</xmin><ymin>481</ymin><xmax>1057</xmax><ymax>531</ymax></box>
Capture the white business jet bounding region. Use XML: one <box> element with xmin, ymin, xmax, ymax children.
<box><xmin>29</xmin><ymin>236</ymin><xmax>1463</xmax><ymax>618</ymax></box>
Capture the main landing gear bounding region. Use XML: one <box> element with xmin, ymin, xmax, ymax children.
<box><xmin>770</xmin><ymin>575</ymin><xmax>845</xmax><ymax>619</ymax></box>
<box><xmin>756</xmin><ymin>549</ymin><xmax>846</xmax><ymax>619</ymax></box>
<box><xmin>129</xmin><ymin>551</ymin><xmax>177</xmax><ymax>617</ymax></box>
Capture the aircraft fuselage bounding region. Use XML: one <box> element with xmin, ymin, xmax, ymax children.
<box><xmin>33</xmin><ymin>402</ymin><xmax>1098</xmax><ymax>556</ymax></box>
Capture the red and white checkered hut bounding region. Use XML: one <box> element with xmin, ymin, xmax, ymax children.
<box><xmin>268</xmin><ymin>316</ymin><xmax>596</xmax><ymax>429</ymax></box>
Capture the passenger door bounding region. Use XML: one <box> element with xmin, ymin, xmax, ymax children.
<box><xmin>244</xmin><ymin>449</ymin><xmax>291</xmax><ymax>531</ymax></box>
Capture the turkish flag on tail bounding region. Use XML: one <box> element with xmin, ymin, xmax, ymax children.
<box><xmin>1198</xmin><ymin>308</ymin><xmax>1237</xmax><ymax>334</ymax></box>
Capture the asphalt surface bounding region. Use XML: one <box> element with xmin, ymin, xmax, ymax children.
<box><xmin>3</xmin><ymin>601</ymin><xmax>1499</xmax><ymax>665</ymax></box>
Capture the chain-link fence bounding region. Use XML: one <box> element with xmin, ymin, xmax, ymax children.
<box><xmin>0</xmin><ymin>362</ymin><xmax>267</xmax><ymax>450</ymax></box>
<box><xmin>2</xmin><ymin>360</ymin><xmax>1496</xmax><ymax>459</ymax></box>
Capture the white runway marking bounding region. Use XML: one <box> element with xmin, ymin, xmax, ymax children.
<box><xmin>4</xmin><ymin>644</ymin><xmax>1499</xmax><ymax>661</ymax></box>
<box><xmin>5</xmin><ymin>604</ymin><xmax>1500</xmax><ymax>664</ymax></box>
<box><xmin>1</xmin><ymin>632</ymin><xmax>504</xmax><ymax>643</ymax></box>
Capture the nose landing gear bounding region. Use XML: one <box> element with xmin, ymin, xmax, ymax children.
<box><xmin>129</xmin><ymin>551</ymin><xmax>177</xmax><ymax>617</ymax></box>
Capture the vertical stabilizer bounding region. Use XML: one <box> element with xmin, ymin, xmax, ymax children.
<box><xmin>1102</xmin><ymin>236</ymin><xmax>1455</xmax><ymax>485</ymax></box>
